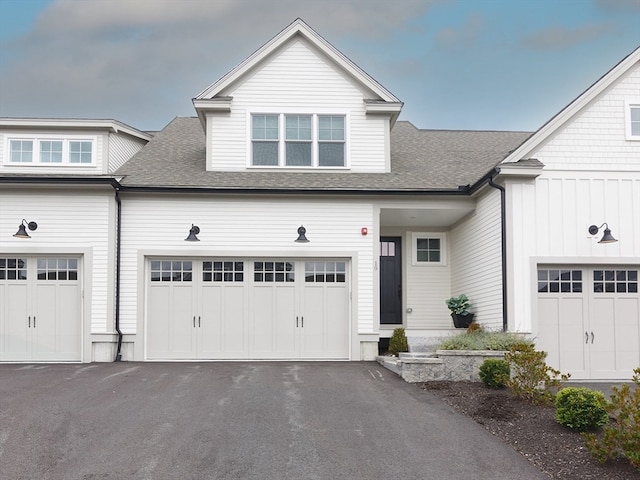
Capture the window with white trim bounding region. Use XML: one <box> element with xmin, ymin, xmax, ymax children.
<box><xmin>6</xmin><ymin>136</ymin><xmax>96</xmax><ymax>165</ymax></box>
<box><xmin>412</xmin><ymin>232</ymin><xmax>446</xmax><ymax>266</ymax></box>
<box><xmin>251</xmin><ymin>114</ymin><xmax>345</xmax><ymax>168</ymax></box>
<box><xmin>625</xmin><ymin>101</ymin><xmax>640</xmax><ymax>140</ymax></box>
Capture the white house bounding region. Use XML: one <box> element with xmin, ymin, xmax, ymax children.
<box><xmin>1</xmin><ymin>19</ymin><xmax>638</xmax><ymax>379</ymax></box>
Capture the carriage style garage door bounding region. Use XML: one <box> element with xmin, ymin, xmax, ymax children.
<box><xmin>537</xmin><ymin>265</ymin><xmax>639</xmax><ymax>380</ymax></box>
<box><xmin>0</xmin><ymin>257</ymin><xmax>82</xmax><ymax>362</ymax></box>
<box><xmin>146</xmin><ymin>258</ymin><xmax>350</xmax><ymax>360</ymax></box>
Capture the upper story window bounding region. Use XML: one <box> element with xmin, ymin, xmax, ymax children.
<box><xmin>6</xmin><ymin>136</ymin><xmax>96</xmax><ymax>165</ymax></box>
<box><xmin>251</xmin><ymin>113</ymin><xmax>345</xmax><ymax>168</ymax></box>
<box><xmin>625</xmin><ymin>101</ymin><xmax>640</xmax><ymax>141</ymax></box>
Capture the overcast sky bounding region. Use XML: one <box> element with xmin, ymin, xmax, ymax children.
<box><xmin>0</xmin><ymin>0</ymin><xmax>639</xmax><ymax>132</ymax></box>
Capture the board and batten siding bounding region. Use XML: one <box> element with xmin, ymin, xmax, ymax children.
<box><xmin>0</xmin><ymin>189</ymin><xmax>113</xmax><ymax>333</ymax></box>
<box><xmin>450</xmin><ymin>189</ymin><xmax>504</xmax><ymax>330</ymax></box>
<box><xmin>507</xmin><ymin>173</ymin><xmax>640</xmax><ymax>333</ymax></box>
<box><xmin>404</xmin><ymin>234</ymin><xmax>452</xmax><ymax>330</ymax></box>
<box><xmin>530</xmin><ymin>63</ymin><xmax>640</xmax><ymax>171</ymax></box>
<box><xmin>208</xmin><ymin>38</ymin><xmax>388</xmax><ymax>172</ymax></box>
<box><xmin>118</xmin><ymin>195</ymin><xmax>376</xmax><ymax>339</ymax></box>
<box><xmin>0</xmin><ymin>130</ymin><xmax>107</xmax><ymax>175</ymax></box>
<box><xmin>108</xmin><ymin>133</ymin><xmax>147</xmax><ymax>173</ymax></box>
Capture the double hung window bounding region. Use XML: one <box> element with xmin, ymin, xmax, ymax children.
<box><xmin>251</xmin><ymin>114</ymin><xmax>345</xmax><ymax>167</ymax></box>
<box><xmin>625</xmin><ymin>101</ymin><xmax>640</xmax><ymax>140</ymax></box>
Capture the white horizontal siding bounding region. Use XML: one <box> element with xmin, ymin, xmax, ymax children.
<box><xmin>533</xmin><ymin>64</ymin><xmax>640</xmax><ymax>171</ymax></box>
<box><xmin>209</xmin><ymin>38</ymin><xmax>388</xmax><ymax>172</ymax></box>
<box><xmin>118</xmin><ymin>195</ymin><xmax>375</xmax><ymax>334</ymax></box>
<box><xmin>405</xmin><ymin>251</ymin><xmax>451</xmax><ymax>330</ymax></box>
<box><xmin>0</xmin><ymin>189</ymin><xmax>113</xmax><ymax>333</ymax></box>
<box><xmin>108</xmin><ymin>133</ymin><xmax>147</xmax><ymax>173</ymax></box>
<box><xmin>450</xmin><ymin>190</ymin><xmax>504</xmax><ymax>330</ymax></box>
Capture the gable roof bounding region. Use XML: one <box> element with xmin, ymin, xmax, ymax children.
<box><xmin>501</xmin><ymin>46</ymin><xmax>640</xmax><ymax>164</ymax></box>
<box><xmin>192</xmin><ymin>18</ymin><xmax>403</xmax><ymax>126</ymax></box>
<box><xmin>115</xmin><ymin>117</ymin><xmax>531</xmax><ymax>193</ymax></box>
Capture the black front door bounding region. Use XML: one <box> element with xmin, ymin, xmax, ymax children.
<box><xmin>380</xmin><ymin>237</ymin><xmax>402</xmax><ymax>324</ymax></box>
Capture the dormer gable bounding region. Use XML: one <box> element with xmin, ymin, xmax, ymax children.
<box><xmin>193</xmin><ymin>19</ymin><xmax>402</xmax><ymax>173</ymax></box>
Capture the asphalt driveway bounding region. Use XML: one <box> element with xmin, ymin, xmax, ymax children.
<box><xmin>0</xmin><ymin>362</ymin><xmax>546</xmax><ymax>480</ymax></box>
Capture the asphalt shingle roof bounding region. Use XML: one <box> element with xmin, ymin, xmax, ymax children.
<box><xmin>115</xmin><ymin>117</ymin><xmax>532</xmax><ymax>191</ymax></box>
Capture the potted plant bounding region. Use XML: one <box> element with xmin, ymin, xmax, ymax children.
<box><xmin>446</xmin><ymin>294</ymin><xmax>475</xmax><ymax>328</ymax></box>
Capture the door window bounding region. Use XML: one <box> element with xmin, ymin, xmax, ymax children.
<box><xmin>0</xmin><ymin>258</ymin><xmax>27</xmax><ymax>280</ymax></box>
<box><xmin>593</xmin><ymin>270</ymin><xmax>638</xmax><ymax>293</ymax></box>
<box><xmin>537</xmin><ymin>269</ymin><xmax>582</xmax><ymax>293</ymax></box>
<box><xmin>150</xmin><ymin>260</ymin><xmax>193</xmax><ymax>282</ymax></box>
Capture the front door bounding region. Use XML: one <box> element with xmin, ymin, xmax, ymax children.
<box><xmin>380</xmin><ymin>237</ymin><xmax>402</xmax><ymax>325</ymax></box>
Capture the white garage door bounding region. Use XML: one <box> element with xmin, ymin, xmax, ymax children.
<box><xmin>0</xmin><ymin>257</ymin><xmax>82</xmax><ymax>362</ymax></box>
<box><xmin>146</xmin><ymin>258</ymin><xmax>350</xmax><ymax>360</ymax></box>
<box><xmin>537</xmin><ymin>265</ymin><xmax>639</xmax><ymax>380</ymax></box>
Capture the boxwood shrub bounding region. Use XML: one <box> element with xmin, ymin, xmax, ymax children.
<box><xmin>555</xmin><ymin>387</ymin><xmax>608</xmax><ymax>431</ymax></box>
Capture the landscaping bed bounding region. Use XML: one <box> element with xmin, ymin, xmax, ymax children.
<box><xmin>421</xmin><ymin>381</ymin><xmax>638</xmax><ymax>480</ymax></box>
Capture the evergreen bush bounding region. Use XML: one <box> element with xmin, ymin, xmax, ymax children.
<box><xmin>479</xmin><ymin>358</ymin><xmax>510</xmax><ymax>388</ymax></box>
<box><xmin>555</xmin><ymin>387</ymin><xmax>608</xmax><ymax>431</ymax></box>
<box><xmin>388</xmin><ymin>328</ymin><xmax>409</xmax><ymax>355</ymax></box>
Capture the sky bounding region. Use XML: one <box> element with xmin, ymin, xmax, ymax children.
<box><xmin>0</xmin><ymin>0</ymin><xmax>638</xmax><ymax>133</ymax></box>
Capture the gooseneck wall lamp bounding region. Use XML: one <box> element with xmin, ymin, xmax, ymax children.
<box><xmin>295</xmin><ymin>225</ymin><xmax>309</xmax><ymax>243</ymax></box>
<box><xmin>185</xmin><ymin>224</ymin><xmax>200</xmax><ymax>241</ymax></box>
<box><xmin>13</xmin><ymin>219</ymin><xmax>38</xmax><ymax>238</ymax></box>
<box><xmin>588</xmin><ymin>223</ymin><xmax>618</xmax><ymax>244</ymax></box>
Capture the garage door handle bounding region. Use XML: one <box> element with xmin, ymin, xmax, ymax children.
<box><xmin>296</xmin><ymin>316</ymin><xmax>299</xmax><ymax>327</ymax></box>
<box><xmin>301</xmin><ymin>316</ymin><xmax>304</xmax><ymax>328</ymax></box>
<box><xmin>585</xmin><ymin>332</ymin><xmax>589</xmax><ymax>344</ymax></box>
<box><xmin>591</xmin><ymin>331</ymin><xmax>595</xmax><ymax>344</ymax></box>
<box><xmin>33</xmin><ymin>316</ymin><xmax>36</xmax><ymax>328</ymax></box>
<box><xmin>198</xmin><ymin>316</ymin><xmax>201</xmax><ymax>328</ymax></box>
<box><xmin>193</xmin><ymin>316</ymin><xmax>196</xmax><ymax>328</ymax></box>
<box><xmin>28</xmin><ymin>316</ymin><xmax>31</xmax><ymax>328</ymax></box>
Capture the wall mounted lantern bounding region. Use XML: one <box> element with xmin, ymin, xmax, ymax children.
<box><xmin>185</xmin><ymin>224</ymin><xmax>200</xmax><ymax>241</ymax></box>
<box><xmin>13</xmin><ymin>219</ymin><xmax>38</xmax><ymax>238</ymax></box>
<box><xmin>588</xmin><ymin>223</ymin><xmax>618</xmax><ymax>244</ymax></box>
<box><xmin>295</xmin><ymin>225</ymin><xmax>309</xmax><ymax>243</ymax></box>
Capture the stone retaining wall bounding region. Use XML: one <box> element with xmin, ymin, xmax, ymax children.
<box><xmin>393</xmin><ymin>350</ymin><xmax>507</xmax><ymax>383</ymax></box>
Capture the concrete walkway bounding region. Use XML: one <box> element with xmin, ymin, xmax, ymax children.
<box><xmin>0</xmin><ymin>362</ymin><xmax>547</xmax><ymax>480</ymax></box>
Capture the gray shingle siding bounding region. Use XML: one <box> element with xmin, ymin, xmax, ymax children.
<box><xmin>115</xmin><ymin>117</ymin><xmax>532</xmax><ymax>191</ymax></box>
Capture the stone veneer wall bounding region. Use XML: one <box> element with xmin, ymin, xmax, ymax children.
<box><xmin>398</xmin><ymin>350</ymin><xmax>507</xmax><ymax>383</ymax></box>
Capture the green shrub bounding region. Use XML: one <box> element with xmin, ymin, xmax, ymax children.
<box><xmin>555</xmin><ymin>387</ymin><xmax>608</xmax><ymax>431</ymax></box>
<box><xmin>388</xmin><ymin>328</ymin><xmax>409</xmax><ymax>355</ymax></box>
<box><xmin>504</xmin><ymin>343</ymin><xmax>569</xmax><ymax>406</ymax></box>
<box><xmin>437</xmin><ymin>331</ymin><xmax>532</xmax><ymax>351</ymax></box>
<box><xmin>479</xmin><ymin>359</ymin><xmax>510</xmax><ymax>388</ymax></box>
<box><xmin>584</xmin><ymin>368</ymin><xmax>640</xmax><ymax>471</ymax></box>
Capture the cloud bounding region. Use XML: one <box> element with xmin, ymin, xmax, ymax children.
<box><xmin>595</xmin><ymin>0</ymin><xmax>640</xmax><ymax>12</ymax></box>
<box><xmin>435</xmin><ymin>13</ymin><xmax>486</xmax><ymax>50</ymax></box>
<box><xmin>0</xmin><ymin>0</ymin><xmax>438</xmax><ymax>129</ymax></box>
<box><xmin>521</xmin><ymin>22</ymin><xmax>617</xmax><ymax>50</ymax></box>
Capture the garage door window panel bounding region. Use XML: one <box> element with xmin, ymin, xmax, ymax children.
<box><xmin>0</xmin><ymin>258</ymin><xmax>27</xmax><ymax>280</ymax></box>
<box><xmin>254</xmin><ymin>261</ymin><xmax>294</xmax><ymax>282</ymax></box>
<box><xmin>36</xmin><ymin>258</ymin><xmax>78</xmax><ymax>281</ymax></box>
<box><xmin>203</xmin><ymin>261</ymin><xmax>244</xmax><ymax>282</ymax></box>
<box><xmin>151</xmin><ymin>260</ymin><xmax>192</xmax><ymax>282</ymax></box>
<box><xmin>537</xmin><ymin>269</ymin><xmax>582</xmax><ymax>293</ymax></box>
<box><xmin>305</xmin><ymin>261</ymin><xmax>346</xmax><ymax>283</ymax></box>
<box><xmin>594</xmin><ymin>270</ymin><xmax>638</xmax><ymax>294</ymax></box>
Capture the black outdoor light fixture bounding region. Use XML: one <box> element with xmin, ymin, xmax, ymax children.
<box><xmin>13</xmin><ymin>219</ymin><xmax>38</xmax><ymax>238</ymax></box>
<box><xmin>185</xmin><ymin>224</ymin><xmax>200</xmax><ymax>241</ymax></box>
<box><xmin>295</xmin><ymin>225</ymin><xmax>309</xmax><ymax>243</ymax></box>
<box><xmin>588</xmin><ymin>222</ymin><xmax>618</xmax><ymax>244</ymax></box>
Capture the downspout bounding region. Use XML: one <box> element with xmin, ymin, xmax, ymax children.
<box><xmin>114</xmin><ymin>188</ymin><xmax>123</xmax><ymax>361</ymax></box>
<box><xmin>488</xmin><ymin>171</ymin><xmax>508</xmax><ymax>332</ymax></box>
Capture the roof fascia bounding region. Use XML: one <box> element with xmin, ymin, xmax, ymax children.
<box><xmin>0</xmin><ymin>176</ymin><xmax>121</xmax><ymax>188</ymax></box>
<box><xmin>192</xmin><ymin>97</ymin><xmax>233</xmax><ymax>129</ymax></box>
<box><xmin>0</xmin><ymin>118</ymin><xmax>152</xmax><ymax>142</ymax></box>
<box><xmin>194</xmin><ymin>18</ymin><xmax>401</xmax><ymax>104</ymax></box>
<box><xmin>501</xmin><ymin>47</ymin><xmax>640</xmax><ymax>164</ymax></box>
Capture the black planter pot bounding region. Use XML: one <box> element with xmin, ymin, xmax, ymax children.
<box><xmin>451</xmin><ymin>313</ymin><xmax>475</xmax><ymax>328</ymax></box>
